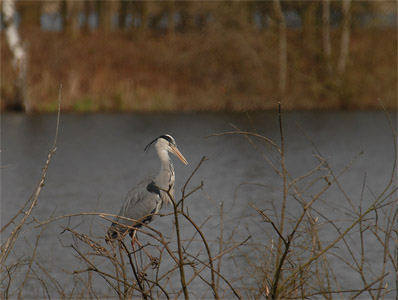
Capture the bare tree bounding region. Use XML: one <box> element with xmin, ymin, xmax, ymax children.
<box><xmin>273</xmin><ymin>0</ymin><xmax>287</xmax><ymax>95</ymax></box>
<box><xmin>2</xmin><ymin>0</ymin><xmax>30</xmax><ymax>112</ymax></box>
<box><xmin>338</xmin><ymin>0</ymin><xmax>352</xmax><ymax>75</ymax></box>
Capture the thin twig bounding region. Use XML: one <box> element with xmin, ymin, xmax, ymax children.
<box><xmin>207</xmin><ymin>131</ymin><xmax>280</xmax><ymax>154</ymax></box>
<box><xmin>179</xmin><ymin>210</ymin><xmax>219</xmax><ymax>300</ymax></box>
<box><xmin>216</xmin><ymin>202</ymin><xmax>224</xmax><ymax>291</ymax></box>
<box><xmin>168</xmin><ymin>190</ymin><xmax>189</xmax><ymax>300</ymax></box>
<box><xmin>0</xmin><ymin>85</ymin><xmax>62</xmax><ymax>265</ymax></box>
<box><xmin>120</xmin><ymin>241</ymin><xmax>148</xmax><ymax>300</ymax></box>
<box><xmin>271</xmin><ymin>102</ymin><xmax>288</xmax><ymax>299</ymax></box>
<box><xmin>181</xmin><ymin>156</ymin><xmax>208</xmax><ymax>199</ymax></box>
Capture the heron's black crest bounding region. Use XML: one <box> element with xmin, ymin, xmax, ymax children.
<box><xmin>144</xmin><ymin>138</ymin><xmax>157</xmax><ymax>153</ymax></box>
<box><xmin>159</xmin><ymin>135</ymin><xmax>174</xmax><ymax>144</ymax></box>
<box><xmin>144</xmin><ymin>134</ymin><xmax>176</xmax><ymax>153</ymax></box>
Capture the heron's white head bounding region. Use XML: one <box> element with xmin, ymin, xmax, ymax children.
<box><xmin>145</xmin><ymin>134</ymin><xmax>188</xmax><ymax>165</ymax></box>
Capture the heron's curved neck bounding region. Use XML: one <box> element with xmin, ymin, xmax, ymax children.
<box><xmin>157</xmin><ymin>149</ymin><xmax>174</xmax><ymax>186</ymax></box>
<box><xmin>158</xmin><ymin>149</ymin><xmax>170</xmax><ymax>169</ymax></box>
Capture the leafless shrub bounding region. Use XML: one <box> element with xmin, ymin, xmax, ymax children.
<box><xmin>1</xmin><ymin>86</ymin><xmax>62</xmax><ymax>299</ymax></box>
<box><xmin>210</xmin><ymin>102</ymin><xmax>397</xmax><ymax>299</ymax></box>
<box><xmin>29</xmin><ymin>155</ymin><xmax>246</xmax><ymax>299</ymax></box>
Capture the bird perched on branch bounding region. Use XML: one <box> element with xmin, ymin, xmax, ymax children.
<box><xmin>106</xmin><ymin>134</ymin><xmax>188</xmax><ymax>244</ymax></box>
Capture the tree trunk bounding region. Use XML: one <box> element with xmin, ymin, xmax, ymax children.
<box><xmin>2</xmin><ymin>0</ymin><xmax>30</xmax><ymax>112</ymax></box>
<box><xmin>62</xmin><ymin>0</ymin><xmax>81</xmax><ymax>37</ymax></box>
<box><xmin>301</xmin><ymin>2</ymin><xmax>318</xmax><ymax>50</ymax></box>
<box><xmin>96</xmin><ymin>0</ymin><xmax>112</xmax><ymax>32</ymax></box>
<box><xmin>167</xmin><ymin>1</ymin><xmax>176</xmax><ymax>35</ymax></box>
<box><xmin>338</xmin><ymin>0</ymin><xmax>351</xmax><ymax>75</ymax></box>
<box><xmin>80</xmin><ymin>0</ymin><xmax>91</xmax><ymax>34</ymax></box>
<box><xmin>273</xmin><ymin>0</ymin><xmax>287</xmax><ymax>95</ymax></box>
<box><xmin>17</xmin><ymin>0</ymin><xmax>41</xmax><ymax>32</ymax></box>
<box><xmin>132</xmin><ymin>1</ymin><xmax>148</xmax><ymax>31</ymax></box>
<box><xmin>322</xmin><ymin>0</ymin><xmax>332</xmax><ymax>59</ymax></box>
<box><xmin>118</xmin><ymin>0</ymin><xmax>128</xmax><ymax>29</ymax></box>
<box><xmin>177</xmin><ymin>2</ymin><xmax>193</xmax><ymax>32</ymax></box>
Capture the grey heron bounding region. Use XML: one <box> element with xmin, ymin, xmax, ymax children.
<box><xmin>106</xmin><ymin>134</ymin><xmax>188</xmax><ymax>244</ymax></box>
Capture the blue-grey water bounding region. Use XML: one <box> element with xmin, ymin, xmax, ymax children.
<box><xmin>1</xmin><ymin>111</ymin><xmax>397</xmax><ymax>299</ymax></box>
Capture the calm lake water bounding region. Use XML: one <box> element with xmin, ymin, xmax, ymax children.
<box><xmin>1</xmin><ymin>111</ymin><xmax>397</xmax><ymax>298</ymax></box>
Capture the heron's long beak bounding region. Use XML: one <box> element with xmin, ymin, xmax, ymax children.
<box><xmin>171</xmin><ymin>146</ymin><xmax>188</xmax><ymax>165</ymax></box>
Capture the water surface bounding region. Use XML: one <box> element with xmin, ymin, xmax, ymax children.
<box><xmin>2</xmin><ymin>111</ymin><xmax>397</xmax><ymax>298</ymax></box>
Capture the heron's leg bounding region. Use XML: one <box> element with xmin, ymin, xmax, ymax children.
<box><xmin>133</xmin><ymin>236</ymin><xmax>159</xmax><ymax>268</ymax></box>
<box><xmin>130</xmin><ymin>231</ymin><xmax>151</xmax><ymax>280</ymax></box>
<box><xmin>130</xmin><ymin>230</ymin><xmax>142</xmax><ymax>273</ymax></box>
<box><xmin>130</xmin><ymin>230</ymin><xmax>137</xmax><ymax>251</ymax></box>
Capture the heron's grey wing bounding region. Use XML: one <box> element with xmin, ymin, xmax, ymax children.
<box><xmin>107</xmin><ymin>176</ymin><xmax>161</xmax><ymax>239</ymax></box>
<box><xmin>119</xmin><ymin>176</ymin><xmax>161</xmax><ymax>224</ymax></box>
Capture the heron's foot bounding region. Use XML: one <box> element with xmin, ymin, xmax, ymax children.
<box><xmin>150</xmin><ymin>256</ymin><xmax>159</xmax><ymax>268</ymax></box>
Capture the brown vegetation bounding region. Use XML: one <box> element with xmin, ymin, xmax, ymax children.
<box><xmin>1</xmin><ymin>1</ymin><xmax>397</xmax><ymax>112</ymax></box>
<box><xmin>1</xmin><ymin>28</ymin><xmax>396</xmax><ymax>112</ymax></box>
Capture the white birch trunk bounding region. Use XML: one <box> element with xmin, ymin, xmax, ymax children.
<box><xmin>2</xmin><ymin>0</ymin><xmax>30</xmax><ymax>112</ymax></box>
